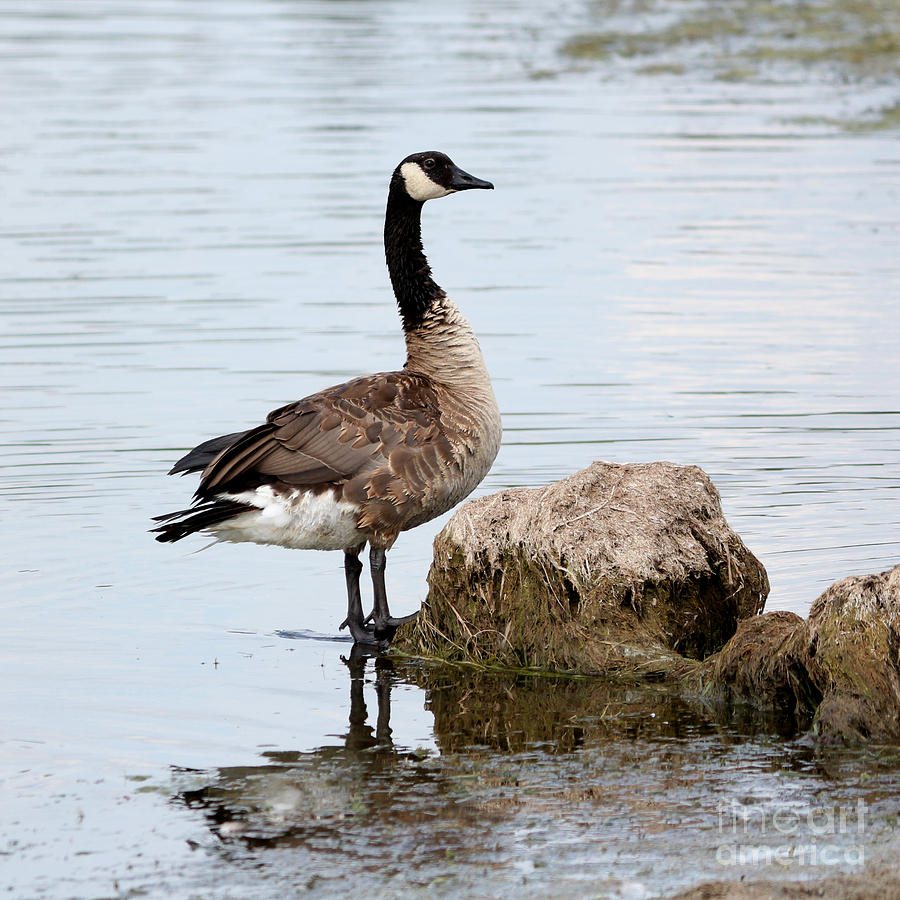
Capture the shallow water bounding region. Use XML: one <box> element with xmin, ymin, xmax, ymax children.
<box><xmin>2</xmin><ymin>1</ymin><xmax>899</xmax><ymax>897</ymax></box>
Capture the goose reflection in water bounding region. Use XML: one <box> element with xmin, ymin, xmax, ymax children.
<box><xmin>173</xmin><ymin>655</ymin><xmax>727</xmax><ymax>850</ymax></box>
<box><xmin>344</xmin><ymin>648</ymin><xmax>395</xmax><ymax>755</ymax></box>
<box><xmin>171</xmin><ymin>657</ymin><xmax>831</xmax><ymax>895</ymax></box>
<box><xmin>177</xmin><ymin>649</ymin><xmax>409</xmax><ymax>848</ymax></box>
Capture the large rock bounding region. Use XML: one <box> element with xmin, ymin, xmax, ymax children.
<box><xmin>397</xmin><ymin>461</ymin><xmax>768</xmax><ymax>676</ymax></box>
<box><xmin>704</xmin><ymin>565</ymin><xmax>900</xmax><ymax>743</ymax></box>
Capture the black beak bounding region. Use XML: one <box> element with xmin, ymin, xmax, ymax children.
<box><xmin>448</xmin><ymin>165</ymin><xmax>494</xmax><ymax>191</ymax></box>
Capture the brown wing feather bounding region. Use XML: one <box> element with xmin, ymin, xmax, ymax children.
<box><xmin>194</xmin><ymin>372</ymin><xmax>452</xmax><ymax>517</ymax></box>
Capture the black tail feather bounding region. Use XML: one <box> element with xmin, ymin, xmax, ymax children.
<box><xmin>168</xmin><ymin>431</ymin><xmax>249</xmax><ymax>476</ymax></box>
<box><xmin>151</xmin><ymin>498</ymin><xmax>253</xmax><ymax>543</ymax></box>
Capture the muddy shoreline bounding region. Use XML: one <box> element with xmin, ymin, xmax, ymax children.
<box><xmin>669</xmin><ymin>859</ymin><xmax>900</xmax><ymax>900</ymax></box>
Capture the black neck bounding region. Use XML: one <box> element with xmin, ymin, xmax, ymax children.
<box><xmin>384</xmin><ymin>183</ymin><xmax>443</xmax><ymax>332</ymax></box>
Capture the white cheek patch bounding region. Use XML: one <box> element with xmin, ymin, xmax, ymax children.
<box><xmin>400</xmin><ymin>162</ymin><xmax>451</xmax><ymax>201</ymax></box>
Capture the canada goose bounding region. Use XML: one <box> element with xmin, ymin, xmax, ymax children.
<box><xmin>153</xmin><ymin>151</ymin><xmax>501</xmax><ymax>647</ymax></box>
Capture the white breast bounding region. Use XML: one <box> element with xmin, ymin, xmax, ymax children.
<box><xmin>211</xmin><ymin>485</ymin><xmax>364</xmax><ymax>551</ymax></box>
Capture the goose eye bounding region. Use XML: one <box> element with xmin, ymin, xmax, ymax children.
<box><xmin>423</xmin><ymin>158</ymin><xmax>436</xmax><ymax>170</ymax></box>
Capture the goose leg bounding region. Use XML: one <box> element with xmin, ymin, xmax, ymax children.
<box><xmin>340</xmin><ymin>548</ymin><xmax>379</xmax><ymax>645</ymax></box>
<box><xmin>369</xmin><ymin>546</ymin><xmax>418</xmax><ymax>643</ymax></box>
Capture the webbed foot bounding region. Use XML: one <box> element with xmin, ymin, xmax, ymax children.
<box><xmin>338</xmin><ymin>614</ymin><xmax>388</xmax><ymax>649</ymax></box>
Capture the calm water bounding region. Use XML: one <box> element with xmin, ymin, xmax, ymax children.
<box><xmin>2</xmin><ymin>1</ymin><xmax>899</xmax><ymax>897</ymax></box>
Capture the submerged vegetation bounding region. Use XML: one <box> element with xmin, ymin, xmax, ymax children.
<box><xmin>562</xmin><ymin>0</ymin><xmax>900</xmax><ymax>129</ymax></box>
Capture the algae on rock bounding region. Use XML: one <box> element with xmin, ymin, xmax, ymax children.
<box><xmin>396</xmin><ymin>461</ymin><xmax>768</xmax><ymax>676</ymax></box>
<box><xmin>703</xmin><ymin>565</ymin><xmax>900</xmax><ymax>743</ymax></box>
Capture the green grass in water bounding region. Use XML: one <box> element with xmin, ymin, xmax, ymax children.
<box><xmin>562</xmin><ymin>0</ymin><xmax>900</xmax><ymax>129</ymax></box>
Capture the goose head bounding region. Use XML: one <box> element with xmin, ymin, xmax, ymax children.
<box><xmin>394</xmin><ymin>151</ymin><xmax>494</xmax><ymax>203</ymax></box>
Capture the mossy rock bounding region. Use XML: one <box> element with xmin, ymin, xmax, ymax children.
<box><xmin>395</xmin><ymin>460</ymin><xmax>900</xmax><ymax>743</ymax></box>
<box><xmin>801</xmin><ymin>566</ymin><xmax>900</xmax><ymax>743</ymax></box>
<box><xmin>395</xmin><ymin>461</ymin><xmax>768</xmax><ymax>677</ymax></box>
<box><xmin>693</xmin><ymin>610</ymin><xmax>820</xmax><ymax>729</ymax></box>
<box><xmin>696</xmin><ymin>565</ymin><xmax>900</xmax><ymax>743</ymax></box>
